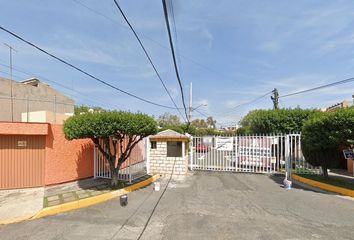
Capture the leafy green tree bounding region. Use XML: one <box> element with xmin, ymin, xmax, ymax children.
<box><xmin>301</xmin><ymin>108</ymin><xmax>354</xmax><ymax>178</ymax></box>
<box><xmin>157</xmin><ymin>113</ymin><xmax>181</xmax><ymax>127</ymax></box>
<box><xmin>64</xmin><ymin>111</ymin><xmax>157</xmax><ymax>187</ymax></box>
<box><xmin>239</xmin><ymin>108</ymin><xmax>318</xmax><ymax>134</ymax></box>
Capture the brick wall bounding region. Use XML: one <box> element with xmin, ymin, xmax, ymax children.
<box><xmin>149</xmin><ymin>141</ymin><xmax>187</xmax><ymax>175</ymax></box>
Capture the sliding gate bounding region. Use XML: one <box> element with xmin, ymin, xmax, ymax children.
<box><xmin>190</xmin><ymin>134</ymin><xmax>320</xmax><ymax>174</ymax></box>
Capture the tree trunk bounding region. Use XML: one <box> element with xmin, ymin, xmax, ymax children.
<box><xmin>322</xmin><ymin>165</ymin><xmax>329</xmax><ymax>179</ymax></box>
<box><xmin>111</xmin><ymin>167</ymin><xmax>120</xmax><ymax>189</ymax></box>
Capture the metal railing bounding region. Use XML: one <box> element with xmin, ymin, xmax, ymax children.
<box><xmin>189</xmin><ymin>134</ymin><xmax>321</xmax><ymax>174</ymax></box>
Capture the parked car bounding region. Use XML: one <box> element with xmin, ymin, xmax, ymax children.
<box><xmin>195</xmin><ymin>144</ymin><xmax>209</xmax><ymax>152</ymax></box>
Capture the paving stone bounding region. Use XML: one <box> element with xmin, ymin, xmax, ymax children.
<box><xmin>77</xmin><ymin>193</ymin><xmax>89</xmax><ymax>199</ymax></box>
<box><xmin>62</xmin><ymin>192</ymin><xmax>74</xmax><ymax>198</ymax></box>
<box><xmin>96</xmin><ymin>185</ymin><xmax>108</xmax><ymax>190</ymax></box>
<box><xmin>90</xmin><ymin>191</ymin><xmax>103</xmax><ymax>196</ymax></box>
<box><xmin>76</xmin><ymin>190</ymin><xmax>87</xmax><ymax>194</ymax></box>
<box><xmin>47</xmin><ymin>199</ymin><xmax>61</xmax><ymax>206</ymax></box>
<box><xmin>62</xmin><ymin>196</ymin><xmax>76</xmax><ymax>202</ymax></box>
<box><xmin>47</xmin><ymin>195</ymin><xmax>59</xmax><ymax>201</ymax></box>
<box><xmin>85</xmin><ymin>189</ymin><xmax>96</xmax><ymax>192</ymax></box>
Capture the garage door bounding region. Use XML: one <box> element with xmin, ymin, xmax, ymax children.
<box><xmin>0</xmin><ymin>135</ymin><xmax>45</xmax><ymax>189</ymax></box>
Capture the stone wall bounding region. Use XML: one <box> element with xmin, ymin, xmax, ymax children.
<box><xmin>149</xmin><ymin>141</ymin><xmax>188</xmax><ymax>175</ymax></box>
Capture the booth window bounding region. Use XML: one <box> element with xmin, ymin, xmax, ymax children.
<box><xmin>167</xmin><ymin>141</ymin><xmax>182</xmax><ymax>157</ymax></box>
<box><xmin>151</xmin><ymin>141</ymin><xmax>157</xmax><ymax>149</ymax></box>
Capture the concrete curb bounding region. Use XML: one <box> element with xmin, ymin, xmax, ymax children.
<box><xmin>0</xmin><ymin>174</ymin><xmax>160</xmax><ymax>225</ymax></box>
<box><xmin>292</xmin><ymin>174</ymin><xmax>354</xmax><ymax>198</ymax></box>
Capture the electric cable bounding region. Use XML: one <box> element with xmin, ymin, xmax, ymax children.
<box><xmin>71</xmin><ymin>0</ymin><xmax>229</xmax><ymax>80</ymax></box>
<box><xmin>112</xmin><ymin>0</ymin><xmax>186</xmax><ymax>122</ymax></box>
<box><xmin>161</xmin><ymin>0</ymin><xmax>189</xmax><ymax>121</ymax></box>
<box><xmin>279</xmin><ymin>77</ymin><xmax>354</xmax><ymax>98</ymax></box>
<box><xmin>0</xmin><ymin>26</ymin><xmax>179</xmax><ymax>110</ymax></box>
<box><xmin>0</xmin><ymin>62</ymin><xmax>119</xmax><ymax>109</ymax></box>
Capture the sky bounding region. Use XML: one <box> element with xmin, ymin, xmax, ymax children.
<box><xmin>0</xmin><ymin>0</ymin><xmax>354</xmax><ymax>126</ymax></box>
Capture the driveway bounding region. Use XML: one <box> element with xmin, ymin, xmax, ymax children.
<box><xmin>0</xmin><ymin>172</ymin><xmax>353</xmax><ymax>240</ymax></box>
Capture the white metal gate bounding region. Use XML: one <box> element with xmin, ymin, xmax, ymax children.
<box><xmin>94</xmin><ymin>138</ymin><xmax>148</xmax><ymax>183</ymax></box>
<box><xmin>189</xmin><ymin>134</ymin><xmax>320</xmax><ymax>174</ymax></box>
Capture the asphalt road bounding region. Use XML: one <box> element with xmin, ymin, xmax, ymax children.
<box><xmin>0</xmin><ymin>172</ymin><xmax>354</xmax><ymax>240</ymax></box>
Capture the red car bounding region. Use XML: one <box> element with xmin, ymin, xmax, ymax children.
<box><xmin>195</xmin><ymin>144</ymin><xmax>209</xmax><ymax>152</ymax></box>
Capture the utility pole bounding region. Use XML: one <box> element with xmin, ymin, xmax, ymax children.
<box><xmin>4</xmin><ymin>43</ymin><xmax>17</xmax><ymax>122</ymax></box>
<box><xmin>271</xmin><ymin>88</ymin><xmax>279</xmax><ymax>110</ymax></box>
<box><xmin>188</xmin><ymin>82</ymin><xmax>192</xmax><ymax>122</ymax></box>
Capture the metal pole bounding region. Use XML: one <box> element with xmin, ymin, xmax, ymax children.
<box><xmin>26</xmin><ymin>95</ymin><xmax>29</xmax><ymax>122</ymax></box>
<box><xmin>53</xmin><ymin>95</ymin><xmax>57</xmax><ymax>124</ymax></box>
<box><xmin>4</xmin><ymin>43</ymin><xmax>16</xmax><ymax>122</ymax></box>
<box><xmin>189</xmin><ymin>82</ymin><xmax>192</xmax><ymax>122</ymax></box>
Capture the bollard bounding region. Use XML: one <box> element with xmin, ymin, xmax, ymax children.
<box><xmin>120</xmin><ymin>194</ymin><xmax>128</xmax><ymax>207</ymax></box>
<box><xmin>154</xmin><ymin>182</ymin><xmax>160</xmax><ymax>191</ymax></box>
<box><xmin>283</xmin><ymin>178</ymin><xmax>292</xmax><ymax>189</ymax></box>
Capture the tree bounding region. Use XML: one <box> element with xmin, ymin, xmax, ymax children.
<box><xmin>191</xmin><ymin>118</ymin><xmax>208</xmax><ymax>128</ymax></box>
<box><xmin>206</xmin><ymin>116</ymin><xmax>217</xmax><ymax>129</ymax></box>
<box><xmin>301</xmin><ymin>108</ymin><xmax>354</xmax><ymax>178</ymax></box>
<box><xmin>157</xmin><ymin>113</ymin><xmax>181</xmax><ymax>127</ymax></box>
<box><xmin>239</xmin><ymin>108</ymin><xmax>318</xmax><ymax>134</ymax></box>
<box><xmin>159</xmin><ymin>124</ymin><xmax>196</xmax><ymax>135</ymax></box>
<box><xmin>74</xmin><ymin>105</ymin><xmax>105</xmax><ymax>115</ymax></box>
<box><xmin>64</xmin><ymin>111</ymin><xmax>157</xmax><ymax>187</ymax></box>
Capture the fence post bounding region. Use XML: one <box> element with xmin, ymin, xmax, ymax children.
<box><xmin>128</xmin><ymin>153</ymin><xmax>132</xmax><ymax>184</ymax></box>
<box><xmin>235</xmin><ymin>136</ymin><xmax>238</xmax><ymax>172</ymax></box>
<box><xmin>285</xmin><ymin>134</ymin><xmax>292</xmax><ymax>179</ymax></box>
<box><xmin>189</xmin><ymin>136</ymin><xmax>193</xmax><ymax>170</ymax></box>
<box><xmin>146</xmin><ymin>137</ymin><xmax>150</xmax><ymax>174</ymax></box>
<box><xmin>93</xmin><ymin>145</ymin><xmax>97</xmax><ymax>179</ymax></box>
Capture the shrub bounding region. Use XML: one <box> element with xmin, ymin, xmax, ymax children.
<box><xmin>239</xmin><ymin>108</ymin><xmax>318</xmax><ymax>134</ymax></box>
<box><xmin>301</xmin><ymin>108</ymin><xmax>354</xmax><ymax>178</ymax></box>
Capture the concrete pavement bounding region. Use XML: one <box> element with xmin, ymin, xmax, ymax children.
<box><xmin>0</xmin><ymin>187</ymin><xmax>44</xmax><ymax>222</ymax></box>
<box><xmin>0</xmin><ymin>172</ymin><xmax>353</xmax><ymax>239</ymax></box>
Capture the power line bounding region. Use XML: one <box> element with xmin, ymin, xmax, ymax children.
<box><xmin>161</xmin><ymin>0</ymin><xmax>189</xmax><ymax>121</ymax></box>
<box><xmin>111</xmin><ymin>0</ymin><xmax>186</xmax><ymax>122</ymax></box>
<box><xmin>168</xmin><ymin>0</ymin><xmax>183</xmax><ymax>83</ymax></box>
<box><xmin>216</xmin><ymin>90</ymin><xmax>273</xmax><ymax>116</ymax></box>
<box><xmin>70</xmin><ymin>0</ymin><xmax>230</xmax><ymax>80</ymax></box>
<box><xmin>280</xmin><ymin>77</ymin><xmax>354</xmax><ymax>98</ymax></box>
<box><xmin>0</xmin><ymin>25</ymin><xmax>179</xmax><ymax>110</ymax></box>
<box><xmin>0</xmin><ymin>61</ymin><xmax>121</xmax><ymax>109</ymax></box>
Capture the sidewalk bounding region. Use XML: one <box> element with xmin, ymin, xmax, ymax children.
<box><xmin>1</xmin><ymin>175</ymin><xmax>152</xmax><ymax>223</ymax></box>
<box><xmin>0</xmin><ymin>187</ymin><xmax>44</xmax><ymax>222</ymax></box>
<box><xmin>329</xmin><ymin>169</ymin><xmax>354</xmax><ymax>185</ymax></box>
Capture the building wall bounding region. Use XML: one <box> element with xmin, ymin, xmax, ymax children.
<box><xmin>0</xmin><ymin>135</ymin><xmax>46</xmax><ymax>189</ymax></box>
<box><xmin>149</xmin><ymin>141</ymin><xmax>187</xmax><ymax>175</ymax></box>
<box><xmin>0</xmin><ymin>77</ymin><xmax>74</xmax><ymax>122</ymax></box>
<box><xmin>45</xmin><ymin>124</ymin><xmax>94</xmax><ymax>185</ymax></box>
<box><xmin>0</xmin><ymin>122</ymin><xmax>94</xmax><ymax>189</ymax></box>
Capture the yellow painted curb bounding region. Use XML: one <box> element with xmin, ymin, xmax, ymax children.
<box><xmin>292</xmin><ymin>174</ymin><xmax>354</xmax><ymax>198</ymax></box>
<box><xmin>0</xmin><ymin>174</ymin><xmax>160</xmax><ymax>225</ymax></box>
<box><xmin>0</xmin><ymin>214</ymin><xmax>35</xmax><ymax>225</ymax></box>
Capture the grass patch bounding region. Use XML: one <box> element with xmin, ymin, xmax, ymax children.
<box><xmin>298</xmin><ymin>174</ymin><xmax>354</xmax><ymax>191</ymax></box>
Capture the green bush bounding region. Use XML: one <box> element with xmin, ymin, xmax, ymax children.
<box><xmin>239</xmin><ymin>108</ymin><xmax>318</xmax><ymax>134</ymax></box>
<box><xmin>301</xmin><ymin>108</ymin><xmax>354</xmax><ymax>178</ymax></box>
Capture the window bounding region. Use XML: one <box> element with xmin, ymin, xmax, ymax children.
<box><xmin>151</xmin><ymin>141</ymin><xmax>157</xmax><ymax>149</ymax></box>
<box><xmin>167</xmin><ymin>141</ymin><xmax>182</xmax><ymax>157</ymax></box>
